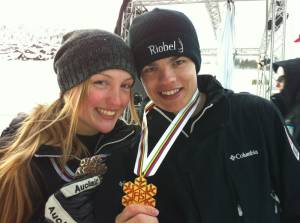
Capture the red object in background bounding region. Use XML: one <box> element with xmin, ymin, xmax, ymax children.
<box><xmin>294</xmin><ymin>35</ymin><xmax>300</xmax><ymax>43</ymax></box>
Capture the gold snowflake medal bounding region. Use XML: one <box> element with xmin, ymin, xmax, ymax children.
<box><xmin>122</xmin><ymin>175</ymin><xmax>157</xmax><ymax>207</ymax></box>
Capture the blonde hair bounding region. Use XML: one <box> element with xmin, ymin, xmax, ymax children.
<box><xmin>128</xmin><ymin>92</ymin><xmax>141</xmax><ymax>126</ymax></box>
<box><xmin>0</xmin><ymin>76</ymin><xmax>139</xmax><ymax>223</ymax></box>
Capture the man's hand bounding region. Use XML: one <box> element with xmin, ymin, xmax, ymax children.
<box><xmin>44</xmin><ymin>175</ymin><xmax>102</xmax><ymax>223</ymax></box>
<box><xmin>115</xmin><ymin>204</ymin><xmax>159</xmax><ymax>223</ymax></box>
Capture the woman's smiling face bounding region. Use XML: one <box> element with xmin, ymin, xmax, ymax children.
<box><xmin>77</xmin><ymin>69</ymin><xmax>134</xmax><ymax>135</ymax></box>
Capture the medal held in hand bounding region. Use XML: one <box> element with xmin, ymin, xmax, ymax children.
<box><xmin>122</xmin><ymin>175</ymin><xmax>157</xmax><ymax>207</ymax></box>
<box><xmin>122</xmin><ymin>90</ymin><xmax>200</xmax><ymax>207</ymax></box>
<box><xmin>74</xmin><ymin>154</ymin><xmax>108</xmax><ymax>179</ymax></box>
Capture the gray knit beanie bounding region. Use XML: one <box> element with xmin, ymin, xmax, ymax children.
<box><xmin>54</xmin><ymin>29</ymin><xmax>137</xmax><ymax>93</ymax></box>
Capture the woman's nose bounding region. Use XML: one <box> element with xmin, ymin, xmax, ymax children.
<box><xmin>107</xmin><ymin>88</ymin><xmax>129</xmax><ymax>108</ymax></box>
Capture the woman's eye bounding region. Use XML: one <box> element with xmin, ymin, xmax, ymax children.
<box><xmin>93</xmin><ymin>80</ymin><xmax>109</xmax><ymax>88</ymax></box>
<box><xmin>121</xmin><ymin>83</ymin><xmax>133</xmax><ymax>90</ymax></box>
<box><xmin>93</xmin><ymin>80</ymin><xmax>108</xmax><ymax>88</ymax></box>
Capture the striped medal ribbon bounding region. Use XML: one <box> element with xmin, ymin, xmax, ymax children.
<box><xmin>122</xmin><ymin>89</ymin><xmax>200</xmax><ymax>207</ymax></box>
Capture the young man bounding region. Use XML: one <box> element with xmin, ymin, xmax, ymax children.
<box><xmin>113</xmin><ymin>8</ymin><xmax>300</xmax><ymax>223</ymax></box>
<box><xmin>42</xmin><ymin>9</ymin><xmax>300</xmax><ymax>223</ymax></box>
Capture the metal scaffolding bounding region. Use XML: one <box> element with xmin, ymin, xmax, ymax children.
<box><xmin>257</xmin><ymin>0</ymin><xmax>287</xmax><ymax>98</ymax></box>
<box><xmin>115</xmin><ymin>0</ymin><xmax>288</xmax><ymax>99</ymax></box>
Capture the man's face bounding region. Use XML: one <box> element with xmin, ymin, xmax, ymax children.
<box><xmin>140</xmin><ymin>56</ymin><xmax>197</xmax><ymax>113</ymax></box>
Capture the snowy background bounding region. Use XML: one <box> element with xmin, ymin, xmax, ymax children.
<box><xmin>0</xmin><ymin>0</ymin><xmax>299</xmax><ymax>132</ymax></box>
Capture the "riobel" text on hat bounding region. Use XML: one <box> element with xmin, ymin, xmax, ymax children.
<box><xmin>147</xmin><ymin>38</ymin><xmax>183</xmax><ymax>56</ymax></box>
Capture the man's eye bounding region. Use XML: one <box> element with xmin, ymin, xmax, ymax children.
<box><xmin>174</xmin><ymin>59</ymin><xmax>185</xmax><ymax>66</ymax></box>
<box><xmin>142</xmin><ymin>66</ymin><xmax>156</xmax><ymax>74</ymax></box>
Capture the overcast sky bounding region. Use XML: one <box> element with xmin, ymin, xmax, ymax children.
<box><xmin>1</xmin><ymin>0</ymin><xmax>123</xmax><ymax>30</ymax></box>
<box><xmin>1</xmin><ymin>0</ymin><xmax>299</xmax><ymax>57</ymax></box>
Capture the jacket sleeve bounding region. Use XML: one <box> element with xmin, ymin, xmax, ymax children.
<box><xmin>1</xmin><ymin>112</ymin><xmax>27</xmax><ymax>137</ymax></box>
<box><xmin>0</xmin><ymin>112</ymin><xmax>27</xmax><ymax>147</ymax></box>
<box><xmin>262</xmin><ymin>101</ymin><xmax>300</xmax><ymax>223</ymax></box>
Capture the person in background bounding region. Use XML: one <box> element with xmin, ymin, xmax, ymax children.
<box><xmin>0</xmin><ymin>29</ymin><xmax>139</xmax><ymax>223</ymax></box>
<box><xmin>109</xmin><ymin>8</ymin><xmax>300</xmax><ymax>223</ymax></box>
<box><xmin>275</xmin><ymin>74</ymin><xmax>285</xmax><ymax>92</ymax></box>
<box><xmin>275</xmin><ymin>72</ymin><xmax>285</xmax><ymax>92</ymax></box>
<box><xmin>270</xmin><ymin>74</ymin><xmax>286</xmax><ymax>119</ymax></box>
<box><xmin>272</xmin><ymin>58</ymin><xmax>300</xmax><ymax>146</ymax></box>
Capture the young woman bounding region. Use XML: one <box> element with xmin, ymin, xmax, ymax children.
<box><xmin>0</xmin><ymin>29</ymin><xmax>139</xmax><ymax>223</ymax></box>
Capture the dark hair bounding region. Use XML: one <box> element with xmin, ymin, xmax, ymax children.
<box><xmin>277</xmin><ymin>75</ymin><xmax>285</xmax><ymax>83</ymax></box>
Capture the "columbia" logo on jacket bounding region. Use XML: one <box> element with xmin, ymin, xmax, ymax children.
<box><xmin>230</xmin><ymin>150</ymin><xmax>259</xmax><ymax>161</ymax></box>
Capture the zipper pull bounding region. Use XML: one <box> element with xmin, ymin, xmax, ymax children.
<box><xmin>270</xmin><ymin>191</ymin><xmax>280</xmax><ymax>214</ymax></box>
<box><xmin>270</xmin><ymin>191</ymin><xmax>280</xmax><ymax>203</ymax></box>
<box><xmin>237</xmin><ymin>204</ymin><xmax>243</xmax><ymax>217</ymax></box>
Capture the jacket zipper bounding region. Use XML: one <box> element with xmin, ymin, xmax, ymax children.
<box><xmin>224</xmin><ymin>151</ymin><xmax>244</xmax><ymax>221</ymax></box>
<box><xmin>153</xmin><ymin>106</ymin><xmax>189</xmax><ymax>137</ymax></box>
<box><xmin>95</xmin><ymin>129</ymin><xmax>135</xmax><ymax>154</ymax></box>
<box><xmin>190</xmin><ymin>103</ymin><xmax>214</xmax><ymax>133</ymax></box>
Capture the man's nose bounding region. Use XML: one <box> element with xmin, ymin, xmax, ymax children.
<box><xmin>159</xmin><ymin>66</ymin><xmax>176</xmax><ymax>83</ymax></box>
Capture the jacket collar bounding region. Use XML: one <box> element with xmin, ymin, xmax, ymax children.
<box><xmin>34</xmin><ymin>119</ymin><xmax>138</xmax><ymax>157</ymax></box>
<box><xmin>197</xmin><ymin>74</ymin><xmax>230</xmax><ymax>105</ymax></box>
<box><xmin>146</xmin><ymin>75</ymin><xmax>230</xmax><ymax>136</ymax></box>
<box><xmin>34</xmin><ymin>144</ymin><xmax>63</xmax><ymax>157</ymax></box>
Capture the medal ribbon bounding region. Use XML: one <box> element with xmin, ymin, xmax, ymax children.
<box><xmin>134</xmin><ymin>90</ymin><xmax>200</xmax><ymax>177</ymax></box>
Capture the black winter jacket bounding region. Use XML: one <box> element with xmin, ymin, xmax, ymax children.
<box><xmin>0</xmin><ymin>118</ymin><xmax>139</xmax><ymax>223</ymax></box>
<box><xmin>94</xmin><ymin>75</ymin><xmax>300</xmax><ymax>223</ymax></box>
